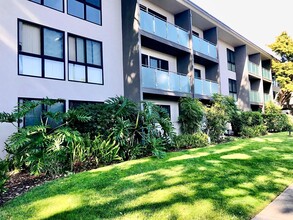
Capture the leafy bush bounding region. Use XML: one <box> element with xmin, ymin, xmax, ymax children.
<box><xmin>178</xmin><ymin>97</ymin><xmax>204</xmax><ymax>134</ymax></box>
<box><xmin>239</xmin><ymin>125</ymin><xmax>267</xmax><ymax>138</ymax></box>
<box><xmin>263</xmin><ymin>113</ymin><xmax>292</xmax><ymax>132</ymax></box>
<box><xmin>173</xmin><ymin>133</ymin><xmax>209</xmax><ymax>149</ymax></box>
<box><xmin>0</xmin><ymin>159</ymin><xmax>9</xmax><ymax>193</ymax></box>
<box><xmin>241</xmin><ymin>111</ymin><xmax>263</xmax><ymax>126</ymax></box>
<box><xmin>264</xmin><ymin>101</ymin><xmax>282</xmax><ymax>114</ymax></box>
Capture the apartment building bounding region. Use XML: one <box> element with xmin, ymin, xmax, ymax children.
<box><xmin>0</xmin><ymin>0</ymin><xmax>124</xmax><ymax>158</ymax></box>
<box><xmin>122</xmin><ymin>0</ymin><xmax>274</xmax><ymax>132</ymax></box>
<box><xmin>0</xmin><ymin>0</ymin><xmax>274</xmax><ymax>158</ymax></box>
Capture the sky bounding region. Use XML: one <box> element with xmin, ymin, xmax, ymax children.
<box><xmin>191</xmin><ymin>0</ymin><xmax>293</xmax><ymax>53</ymax></box>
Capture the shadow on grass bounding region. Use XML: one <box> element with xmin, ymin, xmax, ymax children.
<box><xmin>2</xmin><ymin>133</ymin><xmax>293</xmax><ymax>220</ymax></box>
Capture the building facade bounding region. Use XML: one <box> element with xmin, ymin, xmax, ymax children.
<box><xmin>0</xmin><ymin>0</ymin><xmax>124</xmax><ymax>158</ymax></box>
<box><xmin>0</xmin><ymin>0</ymin><xmax>274</xmax><ymax>158</ymax></box>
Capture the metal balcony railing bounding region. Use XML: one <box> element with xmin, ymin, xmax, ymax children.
<box><xmin>192</xmin><ymin>35</ymin><xmax>217</xmax><ymax>59</ymax></box>
<box><xmin>194</xmin><ymin>78</ymin><xmax>219</xmax><ymax>97</ymax></box>
<box><xmin>140</xmin><ymin>10</ymin><xmax>189</xmax><ymax>48</ymax></box>
<box><xmin>141</xmin><ymin>66</ymin><xmax>191</xmax><ymax>93</ymax></box>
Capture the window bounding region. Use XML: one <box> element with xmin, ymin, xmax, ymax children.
<box><xmin>158</xmin><ymin>105</ymin><xmax>171</xmax><ymax>118</ymax></box>
<box><xmin>69</xmin><ymin>100</ymin><xmax>102</xmax><ymax>109</ymax></box>
<box><xmin>194</xmin><ymin>68</ymin><xmax>201</xmax><ymax>79</ymax></box>
<box><xmin>68</xmin><ymin>34</ymin><xmax>103</xmax><ymax>84</ymax></box>
<box><xmin>227</xmin><ymin>49</ymin><xmax>236</xmax><ymax>72</ymax></box>
<box><xmin>29</xmin><ymin>0</ymin><xmax>64</xmax><ymax>11</ymax></box>
<box><xmin>229</xmin><ymin>79</ymin><xmax>237</xmax><ymax>101</ymax></box>
<box><xmin>18</xmin><ymin>20</ymin><xmax>65</xmax><ymax>79</ymax></box>
<box><xmin>141</xmin><ymin>54</ymin><xmax>148</xmax><ymax>67</ymax></box>
<box><xmin>192</xmin><ymin>31</ymin><xmax>199</xmax><ymax>37</ymax></box>
<box><xmin>139</xmin><ymin>4</ymin><xmax>167</xmax><ymax>21</ymax></box>
<box><xmin>68</xmin><ymin>0</ymin><xmax>102</xmax><ymax>25</ymax></box>
<box><xmin>19</xmin><ymin>98</ymin><xmax>65</xmax><ymax>128</ymax></box>
<box><xmin>150</xmin><ymin>56</ymin><xmax>169</xmax><ymax>71</ymax></box>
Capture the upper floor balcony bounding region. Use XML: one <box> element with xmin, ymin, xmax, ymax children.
<box><xmin>248</xmin><ymin>61</ymin><xmax>260</xmax><ymax>76</ymax></box>
<box><xmin>250</xmin><ymin>90</ymin><xmax>261</xmax><ymax>103</ymax></box>
<box><xmin>140</xmin><ymin>10</ymin><xmax>189</xmax><ymax>48</ymax></box>
<box><xmin>262</xmin><ymin>68</ymin><xmax>271</xmax><ymax>81</ymax></box>
<box><xmin>194</xmin><ymin>78</ymin><xmax>219</xmax><ymax>97</ymax></box>
<box><xmin>141</xmin><ymin>66</ymin><xmax>191</xmax><ymax>94</ymax></box>
<box><xmin>264</xmin><ymin>93</ymin><xmax>273</xmax><ymax>103</ymax></box>
<box><xmin>192</xmin><ymin>35</ymin><xmax>217</xmax><ymax>60</ymax></box>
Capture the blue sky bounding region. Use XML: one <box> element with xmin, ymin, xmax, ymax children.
<box><xmin>191</xmin><ymin>0</ymin><xmax>293</xmax><ymax>52</ymax></box>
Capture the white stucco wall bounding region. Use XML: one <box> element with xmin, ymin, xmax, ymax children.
<box><xmin>141</xmin><ymin>47</ymin><xmax>178</xmax><ymax>73</ymax></box>
<box><xmin>218</xmin><ymin>40</ymin><xmax>237</xmax><ymax>96</ymax></box>
<box><xmin>0</xmin><ymin>0</ymin><xmax>124</xmax><ymax>158</ymax></box>
<box><xmin>144</xmin><ymin>99</ymin><xmax>180</xmax><ymax>134</ymax></box>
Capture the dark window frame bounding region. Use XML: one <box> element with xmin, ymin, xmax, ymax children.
<box><xmin>29</xmin><ymin>0</ymin><xmax>64</xmax><ymax>12</ymax></box>
<box><xmin>194</xmin><ymin>68</ymin><xmax>201</xmax><ymax>79</ymax></box>
<box><xmin>18</xmin><ymin>19</ymin><xmax>65</xmax><ymax>81</ymax></box>
<box><xmin>228</xmin><ymin>79</ymin><xmax>237</xmax><ymax>101</ymax></box>
<box><xmin>68</xmin><ymin>33</ymin><xmax>104</xmax><ymax>85</ymax></box>
<box><xmin>67</xmin><ymin>0</ymin><xmax>102</xmax><ymax>26</ymax></box>
<box><xmin>69</xmin><ymin>100</ymin><xmax>103</xmax><ymax>109</ymax></box>
<box><xmin>18</xmin><ymin>97</ymin><xmax>66</xmax><ymax>128</ymax></box>
<box><xmin>157</xmin><ymin>105</ymin><xmax>171</xmax><ymax>118</ymax></box>
<box><xmin>227</xmin><ymin>49</ymin><xmax>236</xmax><ymax>72</ymax></box>
<box><xmin>149</xmin><ymin>56</ymin><xmax>169</xmax><ymax>71</ymax></box>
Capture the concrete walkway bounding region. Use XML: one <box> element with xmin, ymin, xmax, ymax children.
<box><xmin>252</xmin><ymin>183</ymin><xmax>293</xmax><ymax>220</ymax></box>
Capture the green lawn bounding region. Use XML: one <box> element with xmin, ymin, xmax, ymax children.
<box><xmin>1</xmin><ymin>132</ymin><xmax>293</xmax><ymax>220</ymax></box>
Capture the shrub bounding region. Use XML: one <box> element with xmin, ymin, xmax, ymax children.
<box><xmin>264</xmin><ymin>101</ymin><xmax>282</xmax><ymax>114</ymax></box>
<box><xmin>241</xmin><ymin>111</ymin><xmax>263</xmax><ymax>126</ymax></box>
<box><xmin>206</xmin><ymin>103</ymin><xmax>229</xmax><ymax>143</ymax></box>
<box><xmin>0</xmin><ymin>159</ymin><xmax>9</xmax><ymax>193</ymax></box>
<box><xmin>178</xmin><ymin>97</ymin><xmax>204</xmax><ymax>134</ymax></box>
<box><xmin>239</xmin><ymin>125</ymin><xmax>267</xmax><ymax>138</ymax></box>
<box><xmin>173</xmin><ymin>133</ymin><xmax>209</xmax><ymax>149</ymax></box>
<box><xmin>263</xmin><ymin>113</ymin><xmax>292</xmax><ymax>132</ymax></box>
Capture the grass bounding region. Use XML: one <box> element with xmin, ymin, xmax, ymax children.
<box><xmin>1</xmin><ymin>132</ymin><xmax>293</xmax><ymax>220</ymax></box>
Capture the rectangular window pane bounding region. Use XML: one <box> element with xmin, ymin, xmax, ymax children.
<box><xmin>69</xmin><ymin>63</ymin><xmax>86</xmax><ymax>81</ymax></box>
<box><xmin>86</xmin><ymin>5</ymin><xmax>101</xmax><ymax>25</ymax></box>
<box><xmin>87</xmin><ymin>67</ymin><xmax>103</xmax><ymax>84</ymax></box>
<box><xmin>68</xmin><ymin>0</ymin><xmax>85</xmax><ymax>19</ymax></box>
<box><xmin>86</xmin><ymin>0</ymin><xmax>101</xmax><ymax>8</ymax></box>
<box><xmin>24</xmin><ymin>100</ymin><xmax>42</xmax><ymax>127</ymax></box>
<box><xmin>150</xmin><ymin>57</ymin><xmax>158</xmax><ymax>69</ymax></box>
<box><xmin>44</xmin><ymin>0</ymin><xmax>63</xmax><ymax>11</ymax></box>
<box><xmin>19</xmin><ymin>55</ymin><xmax>42</xmax><ymax>77</ymax></box>
<box><xmin>44</xmin><ymin>59</ymin><xmax>64</xmax><ymax>79</ymax></box>
<box><xmin>47</xmin><ymin>101</ymin><xmax>64</xmax><ymax>127</ymax></box>
<box><xmin>68</xmin><ymin>36</ymin><xmax>76</xmax><ymax>61</ymax></box>
<box><xmin>86</xmin><ymin>40</ymin><xmax>101</xmax><ymax>65</ymax></box>
<box><xmin>77</xmin><ymin>38</ymin><xmax>85</xmax><ymax>63</ymax></box>
<box><xmin>141</xmin><ymin>54</ymin><xmax>148</xmax><ymax>66</ymax></box>
<box><xmin>21</xmin><ymin>23</ymin><xmax>41</xmax><ymax>55</ymax></box>
<box><xmin>44</xmin><ymin>28</ymin><xmax>63</xmax><ymax>58</ymax></box>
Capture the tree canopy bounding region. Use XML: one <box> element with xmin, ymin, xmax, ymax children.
<box><xmin>269</xmin><ymin>32</ymin><xmax>293</xmax><ymax>109</ymax></box>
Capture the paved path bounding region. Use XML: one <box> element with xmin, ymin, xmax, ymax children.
<box><xmin>252</xmin><ymin>183</ymin><xmax>293</xmax><ymax>220</ymax></box>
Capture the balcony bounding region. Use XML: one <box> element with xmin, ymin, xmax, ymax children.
<box><xmin>141</xmin><ymin>66</ymin><xmax>191</xmax><ymax>93</ymax></box>
<box><xmin>248</xmin><ymin>61</ymin><xmax>260</xmax><ymax>76</ymax></box>
<box><xmin>194</xmin><ymin>78</ymin><xmax>219</xmax><ymax>97</ymax></box>
<box><xmin>264</xmin><ymin>93</ymin><xmax>273</xmax><ymax>103</ymax></box>
<box><xmin>140</xmin><ymin>10</ymin><xmax>189</xmax><ymax>48</ymax></box>
<box><xmin>192</xmin><ymin>35</ymin><xmax>217</xmax><ymax>59</ymax></box>
<box><xmin>250</xmin><ymin>90</ymin><xmax>261</xmax><ymax>103</ymax></box>
<box><xmin>262</xmin><ymin>68</ymin><xmax>271</xmax><ymax>80</ymax></box>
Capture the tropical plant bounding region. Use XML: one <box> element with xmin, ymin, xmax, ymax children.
<box><xmin>0</xmin><ymin>158</ymin><xmax>9</xmax><ymax>193</ymax></box>
<box><xmin>178</xmin><ymin>97</ymin><xmax>204</xmax><ymax>134</ymax></box>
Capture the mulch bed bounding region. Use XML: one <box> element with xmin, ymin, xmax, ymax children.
<box><xmin>0</xmin><ymin>172</ymin><xmax>60</xmax><ymax>206</ymax></box>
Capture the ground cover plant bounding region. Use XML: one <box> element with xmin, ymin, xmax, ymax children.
<box><xmin>0</xmin><ymin>132</ymin><xmax>292</xmax><ymax>220</ymax></box>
